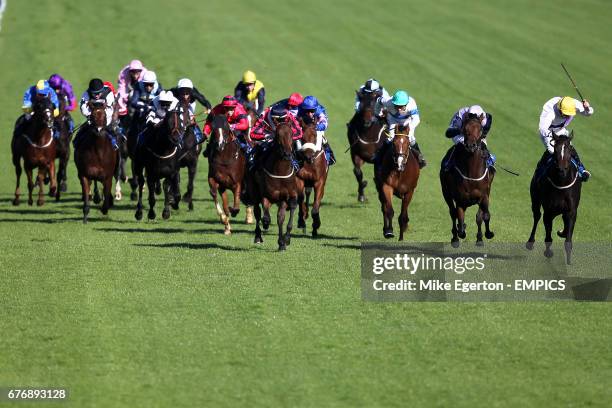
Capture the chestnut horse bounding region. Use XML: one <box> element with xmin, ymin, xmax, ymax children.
<box><xmin>347</xmin><ymin>90</ymin><xmax>386</xmax><ymax>202</ymax></box>
<box><xmin>297</xmin><ymin>119</ymin><xmax>328</xmax><ymax>238</ymax></box>
<box><xmin>374</xmin><ymin>125</ymin><xmax>420</xmax><ymax>240</ymax></box>
<box><xmin>207</xmin><ymin>114</ymin><xmax>247</xmax><ymax>235</ymax></box>
<box><xmin>12</xmin><ymin>97</ymin><xmax>57</xmax><ymax>206</ymax></box>
<box><xmin>250</xmin><ymin>122</ymin><xmax>304</xmax><ymax>250</ymax></box>
<box><xmin>526</xmin><ymin>131</ymin><xmax>581</xmax><ymax>264</ymax></box>
<box><xmin>74</xmin><ymin>103</ymin><xmax>118</xmax><ymax>223</ymax></box>
<box><xmin>440</xmin><ymin>117</ymin><xmax>495</xmax><ymax>247</ymax></box>
<box><xmin>134</xmin><ymin>108</ymin><xmax>184</xmax><ymax>221</ymax></box>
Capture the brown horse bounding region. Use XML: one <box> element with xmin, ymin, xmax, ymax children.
<box><xmin>74</xmin><ymin>103</ymin><xmax>118</xmax><ymax>223</ymax></box>
<box><xmin>12</xmin><ymin>97</ymin><xmax>57</xmax><ymax>206</ymax></box>
<box><xmin>250</xmin><ymin>122</ymin><xmax>303</xmax><ymax>250</ymax></box>
<box><xmin>347</xmin><ymin>90</ymin><xmax>386</xmax><ymax>202</ymax></box>
<box><xmin>134</xmin><ymin>108</ymin><xmax>183</xmax><ymax>221</ymax></box>
<box><xmin>440</xmin><ymin>117</ymin><xmax>495</xmax><ymax>247</ymax></box>
<box><xmin>52</xmin><ymin>94</ymin><xmax>73</xmax><ymax>201</ymax></box>
<box><xmin>374</xmin><ymin>125</ymin><xmax>420</xmax><ymax>240</ymax></box>
<box><xmin>172</xmin><ymin>100</ymin><xmax>202</xmax><ymax>211</ymax></box>
<box><xmin>207</xmin><ymin>114</ymin><xmax>247</xmax><ymax>235</ymax></box>
<box><xmin>297</xmin><ymin>119</ymin><xmax>329</xmax><ymax>237</ymax></box>
<box><xmin>526</xmin><ymin>131</ymin><xmax>581</xmax><ymax>264</ymax></box>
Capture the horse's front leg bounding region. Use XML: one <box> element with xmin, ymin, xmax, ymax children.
<box><xmin>101</xmin><ymin>176</ymin><xmax>113</xmax><ymax>215</ymax></box>
<box><xmin>93</xmin><ymin>181</ymin><xmax>101</xmax><ymax>204</ymax></box>
<box><xmin>253</xmin><ymin>203</ymin><xmax>263</xmax><ymax>244</ymax></box>
<box><xmin>262</xmin><ymin>198</ymin><xmax>272</xmax><ymax>231</ymax></box>
<box><xmin>380</xmin><ymin>184</ymin><xmax>394</xmax><ymax>239</ymax></box>
<box><xmin>48</xmin><ymin>159</ymin><xmax>57</xmax><ymax>200</ymax></box>
<box><xmin>563</xmin><ymin>211</ymin><xmax>577</xmax><ymax>265</ymax></box>
<box><xmin>184</xmin><ymin>162</ymin><xmax>197</xmax><ymax>211</ymax></box>
<box><xmin>209</xmin><ymin>178</ymin><xmax>227</xmax><ymax>228</ymax></box>
<box><xmin>285</xmin><ymin>197</ymin><xmax>297</xmax><ymax>246</ymax></box>
<box><xmin>147</xmin><ymin>175</ymin><xmax>157</xmax><ymax>220</ymax></box>
<box><xmin>277</xmin><ymin>201</ymin><xmax>288</xmax><ymax>251</ymax></box>
<box><xmin>352</xmin><ymin>154</ymin><xmax>367</xmax><ymax>202</ymax></box>
<box><xmin>36</xmin><ymin>168</ymin><xmax>45</xmax><ymax>206</ymax></box>
<box><xmin>230</xmin><ymin>182</ymin><xmax>241</xmax><ymax>218</ymax></box>
<box><xmin>398</xmin><ymin>189</ymin><xmax>414</xmax><ymax>242</ymax></box>
<box><xmin>526</xmin><ymin>181</ymin><xmax>541</xmax><ymax>250</ymax></box>
<box><xmin>476</xmin><ymin>208</ymin><xmax>484</xmax><ymax>246</ymax></box>
<box><xmin>13</xmin><ymin>155</ymin><xmax>22</xmax><ymax>206</ymax></box>
<box><xmin>162</xmin><ymin>178</ymin><xmax>171</xmax><ymax>220</ymax></box>
<box><xmin>543</xmin><ymin>212</ymin><xmax>554</xmax><ymax>258</ymax></box>
<box><xmin>456</xmin><ymin>206</ymin><xmax>466</xmax><ymax>239</ymax></box>
<box><xmin>80</xmin><ymin>176</ymin><xmax>90</xmax><ymax>224</ymax></box>
<box><xmin>311</xmin><ymin>183</ymin><xmax>326</xmax><ymax>238</ymax></box>
<box><xmin>134</xmin><ymin>165</ymin><xmax>145</xmax><ymax>220</ymax></box>
<box><xmin>221</xmin><ymin>189</ymin><xmax>232</xmax><ymax>235</ymax></box>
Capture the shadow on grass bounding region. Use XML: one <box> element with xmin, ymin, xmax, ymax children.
<box><xmin>322</xmin><ymin>242</ymin><xmax>361</xmax><ymax>250</ymax></box>
<box><xmin>133</xmin><ymin>242</ymin><xmax>243</xmax><ymax>251</ymax></box>
<box><xmin>0</xmin><ymin>216</ymin><xmax>110</xmax><ymax>224</ymax></box>
<box><xmin>0</xmin><ymin>207</ymin><xmax>64</xmax><ymax>215</ymax></box>
<box><xmin>96</xmin><ymin>225</ymin><xmax>254</xmax><ymax>236</ymax></box>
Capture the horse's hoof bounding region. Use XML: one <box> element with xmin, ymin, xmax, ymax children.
<box><xmin>476</xmin><ymin>240</ymin><xmax>484</xmax><ymax>247</ymax></box>
<box><xmin>525</xmin><ymin>241</ymin><xmax>534</xmax><ymax>250</ymax></box>
<box><xmin>12</xmin><ymin>198</ymin><xmax>19</xmax><ymax>206</ymax></box>
<box><xmin>312</xmin><ymin>229</ymin><xmax>318</xmax><ymax>238</ymax></box>
<box><xmin>48</xmin><ymin>189</ymin><xmax>55</xmax><ymax>197</ymax></box>
<box><xmin>361</xmin><ymin>180</ymin><xmax>368</xmax><ymax>189</ymax></box>
<box><xmin>451</xmin><ymin>240</ymin><xmax>460</xmax><ymax>248</ymax></box>
<box><xmin>28</xmin><ymin>199</ymin><xmax>33</xmax><ymax>206</ymax></box>
<box><xmin>278</xmin><ymin>244</ymin><xmax>287</xmax><ymax>251</ymax></box>
<box><xmin>485</xmin><ymin>231</ymin><xmax>495</xmax><ymax>239</ymax></box>
<box><xmin>43</xmin><ymin>176</ymin><xmax>50</xmax><ymax>185</ymax></box>
<box><xmin>101</xmin><ymin>207</ymin><xmax>109</xmax><ymax>215</ymax></box>
<box><xmin>135</xmin><ymin>210</ymin><xmax>143</xmax><ymax>221</ymax></box>
<box><xmin>55</xmin><ymin>193</ymin><xmax>60</xmax><ymax>202</ymax></box>
<box><xmin>285</xmin><ymin>236</ymin><xmax>291</xmax><ymax>246</ymax></box>
<box><xmin>297</xmin><ymin>219</ymin><xmax>306</xmax><ymax>229</ymax></box>
<box><xmin>262</xmin><ymin>219</ymin><xmax>270</xmax><ymax>231</ymax></box>
<box><xmin>171</xmin><ymin>202</ymin><xmax>179</xmax><ymax>211</ymax></box>
<box><xmin>130</xmin><ymin>191</ymin><xmax>138</xmax><ymax>201</ymax></box>
<box><xmin>458</xmin><ymin>231</ymin><xmax>466</xmax><ymax>239</ymax></box>
<box><xmin>83</xmin><ymin>217</ymin><xmax>88</xmax><ymax>224</ymax></box>
<box><xmin>115</xmin><ymin>192</ymin><xmax>122</xmax><ymax>201</ymax></box>
<box><xmin>93</xmin><ymin>194</ymin><xmax>101</xmax><ymax>204</ymax></box>
<box><xmin>557</xmin><ymin>230</ymin><xmax>567</xmax><ymax>238</ymax></box>
<box><xmin>155</xmin><ymin>184</ymin><xmax>162</xmax><ymax>195</ymax></box>
<box><xmin>358</xmin><ymin>195</ymin><xmax>366</xmax><ymax>203</ymax></box>
<box><xmin>188</xmin><ymin>201</ymin><xmax>194</xmax><ymax>211</ymax></box>
<box><xmin>60</xmin><ymin>182</ymin><xmax>67</xmax><ymax>193</ymax></box>
<box><xmin>254</xmin><ymin>236</ymin><xmax>263</xmax><ymax>244</ymax></box>
<box><xmin>162</xmin><ymin>209</ymin><xmax>170</xmax><ymax>220</ymax></box>
<box><xmin>230</xmin><ymin>208</ymin><xmax>240</xmax><ymax>218</ymax></box>
<box><xmin>148</xmin><ymin>210</ymin><xmax>156</xmax><ymax>220</ymax></box>
<box><xmin>544</xmin><ymin>249</ymin><xmax>554</xmax><ymax>258</ymax></box>
<box><xmin>37</xmin><ymin>199</ymin><xmax>44</xmax><ymax>207</ymax></box>
<box><xmin>384</xmin><ymin>231</ymin><xmax>394</xmax><ymax>239</ymax></box>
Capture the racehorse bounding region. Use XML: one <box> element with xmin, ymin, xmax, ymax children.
<box><xmin>134</xmin><ymin>107</ymin><xmax>183</xmax><ymax>221</ymax></box>
<box><xmin>250</xmin><ymin>122</ymin><xmax>303</xmax><ymax>250</ymax></box>
<box><xmin>11</xmin><ymin>97</ymin><xmax>57</xmax><ymax>207</ymax></box>
<box><xmin>174</xmin><ymin>100</ymin><xmax>201</xmax><ymax>211</ymax></box>
<box><xmin>52</xmin><ymin>93</ymin><xmax>73</xmax><ymax>200</ymax></box>
<box><xmin>347</xmin><ymin>90</ymin><xmax>386</xmax><ymax>202</ymax></box>
<box><xmin>297</xmin><ymin>118</ymin><xmax>329</xmax><ymax>237</ymax></box>
<box><xmin>73</xmin><ymin>102</ymin><xmax>118</xmax><ymax>223</ymax></box>
<box><xmin>526</xmin><ymin>131</ymin><xmax>581</xmax><ymax>264</ymax></box>
<box><xmin>440</xmin><ymin>116</ymin><xmax>495</xmax><ymax>247</ymax></box>
<box><xmin>207</xmin><ymin>115</ymin><xmax>247</xmax><ymax>235</ymax></box>
<box><xmin>374</xmin><ymin>124</ymin><xmax>420</xmax><ymax>240</ymax></box>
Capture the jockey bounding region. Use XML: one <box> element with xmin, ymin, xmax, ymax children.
<box><xmin>354</xmin><ymin>78</ymin><xmax>390</xmax><ymax>111</ymax></box>
<box><xmin>234</xmin><ymin>70</ymin><xmax>265</xmax><ymax>115</ymax></box>
<box><xmin>130</xmin><ymin>70</ymin><xmax>162</xmax><ymax>118</ymax></box>
<box><xmin>75</xmin><ymin>78</ymin><xmax>118</xmax><ymax>150</ymax></box>
<box><xmin>48</xmin><ymin>74</ymin><xmax>76</xmax><ymax>111</ymax></box>
<box><xmin>443</xmin><ymin>105</ymin><xmax>495</xmax><ymax>169</ymax></box>
<box><xmin>297</xmin><ymin>95</ymin><xmax>336</xmax><ymax>165</ymax></box>
<box><xmin>170</xmin><ymin>78</ymin><xmax>212</xmax><ymax>144</ymax></box>
<box><xmin>117</xmin><ymin>59</ymin><xmax>148</xmax><ymax>116</ymax></box>
<box><xmin>249</xmin><ymin>104</ymin><xmax>303</xmax><ymax>170</ymax></box>
<box><xmin>538</xmin><ymin>96</ymin><xmax>593</xmax><ymax>181</ymax></box>
<box><xmin>138</xmin><ymin>90</ymin><xmax>179</xmax><ymax>147</ymax></box>
<box><xmin>271</xmin><ymin>92</ymin><xmax>304</xmax><ymax>117</ymax></box>
<box><xmin>202</xmin><ymin>95</ymin><xmax>250</xmax><ymax>157</ymax></box>
<box><xmin>375</xmin><ymin>90</ymin><xmax>426</xmax><ymax>168</ymax></box>
<box><xmin>16</xmin><ymin>80</ymin><xmax>61</xmax><ymax>139</ymax></box>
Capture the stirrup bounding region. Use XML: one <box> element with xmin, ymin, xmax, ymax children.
<box><xmin>581</xmin><ymin>170</ymin><xmax>591</xmax><ymax>182</ymax></box>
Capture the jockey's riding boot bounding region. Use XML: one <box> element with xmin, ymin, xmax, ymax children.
<box><xmin>570</xmin><ymin>146</ymin><xmax>590</xmax><ymax>182</ymax></box>
<box><xmin>52</xmin><ymin>122</ymin><xmax>61</xmax><ymax>140</ymax></box>
<box><xmin>481</xmin><ymin>144</ymin><xmax>496</xmax><ymax>168</ymax></box>
<box><xmin>106</xmin><ymin>127</ymin><xmax>119</xmax><ymax>151</ymax></box>
<box><xmin>202</xmin><ymin>141</ymin><xmax>212</xmax><ymax>158</ymax></box>
<box><xmin>412</xmin><ymin>142</ymin><xmax>427</xmax><ymax>168</ymax></box>
<box><xmin>324</xmin><ymin>142</ymin><xmax>336</xmax><ymax>165</ymax></box>
<box><xmin>193</xmin><ymin>126</ymin><xmax>204</xmax><ymax>144</ymax></box>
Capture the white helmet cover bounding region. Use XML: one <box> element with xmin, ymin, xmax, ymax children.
<box><xmin>177</xmin><ymin>78</ymin><xmax>193</xmax><ymax>89</ymax></box>
<box><xmin>468</xmin><ymin>105</ymin><xmax>485</xmax><ymax>116</ymax></box>
<box><xmin>143</xmin><ymin>70</ymin><xmax>157</xmax><ymax>83</ymax></box>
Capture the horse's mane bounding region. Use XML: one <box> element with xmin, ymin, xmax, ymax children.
<box><xmin>212</xmin><ymin>114</ymin><xmax>229</xmax><ymax>131</ymax></box>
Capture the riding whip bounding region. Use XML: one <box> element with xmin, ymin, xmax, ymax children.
<box><xmin>561</xmin><ymin>63</ymin><xmax>586</xmax><ymax>101</ymax></box>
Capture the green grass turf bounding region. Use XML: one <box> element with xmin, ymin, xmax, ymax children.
<box><xmin>0</xmin><ymin>0</ymin><xmax>611</xmax><ymax>406</ymax></box>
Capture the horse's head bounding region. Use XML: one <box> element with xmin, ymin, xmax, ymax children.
<box><xmin>211</xmin><ymin>114</ymin><xmax>232</xmax><ymax>152</ymax></box>
<box><xmin>356</xmin><ymin>90</ymin><xmax>379</xmax><ymax>126</ymax></box>
<box><xmin>275</xmin><ymin>122</ymin><xmax>294</xmax><ymax>161</ymax></box>
<box><xmin>392</xmin><ymin>124</ymin><xmax>411</xmax><ymax>171</ymax></box>
<box><xmin>551</xmin><ymin>130</ymin><xmax>574</xmax><ymax>175</ymax></box>
<box><xmin>90</xmin><ymin>101</ymin><xmax>107</xmax><ymax>132</ymax></box>
<box><xmin>462</xmin><ymin>115</ymin><xmax>484</xmax><ymax>153</ymax></box>
<box><xmin>299</xmin><ymin>119</ymin><xmax>318</xmax><ymax>163</ymax></box>
<box><xmin>164</xmin><ymin>108</ymin><xmax>186</xmax><ymax>147</ymax></box>
<box><xmin>32</xmin><ymin>96</ymin><xmax>54</xmax><ymax>129</ymax></box>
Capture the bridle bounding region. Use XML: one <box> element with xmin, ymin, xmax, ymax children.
<box><xmin>461</xmin><ymin>117</ymin><xmax>484</xmax><ymax>153</ymax></box>
<box><xmin>392</xmin><ymin>132</ymin><xmax>411</xmax><ymax>171</ymax></box>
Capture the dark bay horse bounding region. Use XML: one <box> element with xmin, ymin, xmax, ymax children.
<box><xmin>12</xmin><ymin>97</ymin><xmax>57</xmax><ymax>206</ymax></box>
<box><xmin>251</xmin><ymin>123</ymin><xmax>304</xmax><ymax>250</ymax></box>
<box><xmin>526</xmin><ymin>131</ymin><xmax>581</xmax><ymax>264</ymax></box>
<box><xmin>73</xmin><ymin>103</ymin><xmax>118</xmax><ymax>223</ymax></box>
<box><xmin>52</xmin><ymin>94</ymin><xmax>73</xmax><ymax>200</ymax></box>
<box><xmin>134</xmin><ymin>108</ymin><xmax>183</xmax><ymax>221</ymax></box>
<box><xmin>374</xmin><ymin>125</ymin><xmax>420</xmax><ymax>240</ymax></box>
<box><xmin>297</xmin><ymin>119</ymin><xmax>329</xmax><ymax>238</ymax></box>
<box><xmin>207</xmin><ymin>115</ymin><xmax>247</xmax><ymax>235</ymax></box>
<box><xmin>347</xmin><ymin>90</ymin><xmax>386</xmax><ymax>202</ymax></box>
<box><xmin>440</xmin><ymin>117</ymin><xmax>495</xmax><ymax>247</ymax></box>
